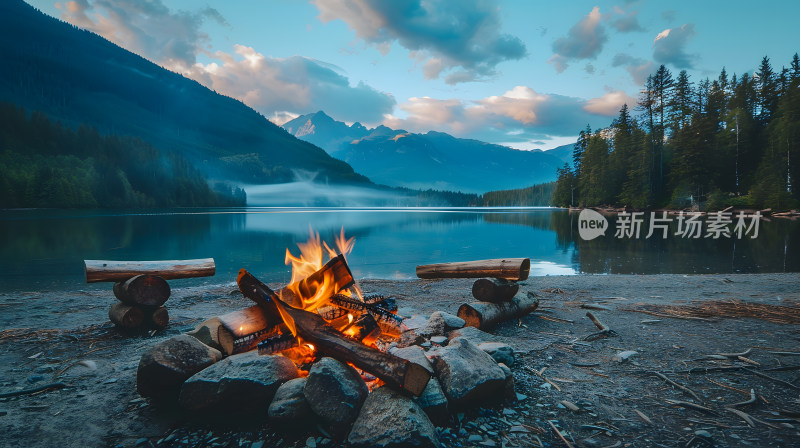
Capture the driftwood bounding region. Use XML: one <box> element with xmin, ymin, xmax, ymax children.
<box><xmin>84</xmin><ymin>258</ymin><xmax>215</xmax><ymax>283</ymax></box>
<box><xmin>108</xmin><ymin>303</ymin><xmax>144</xmax><ymax>329</ymax></box>
<box><xmin>238</xmin><ymin>270</ymin><xmax>431</xmax><ymax>397</ymax></box>
<box><xmin>416</xmin><ymin>258</ymin><xmax>530</xmax><ymax>281</ymax></box>
<box><xmin>457</xmin><ymin>291</ymin><xmax>539</xmax><ymax>329</ymax></box>
<box><xmin>472</xmin><ymin>278</ymin><xmax>519</xmax><ymax>303</ymax></box>
<box><xmin>113</xmin><ymin>274</ymin><xmax>170</xmax><ymax>307</ymax></box>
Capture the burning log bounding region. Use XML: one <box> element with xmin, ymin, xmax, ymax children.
<box><xmin>257</xmin><ymin>332</ymin><xmax>299</xmax><ymax>355</ymax></box>
<box><xmin>416</xmin><ymin>258</ymin><xmax>530</xmax><ymax>281</ymax></box>
<box><xmin>278</xmin><ymin>254</ymin><xmax>355</xmax><ymax>308</ymax></box>
<box><xmin>345</xmin><ymin>313</ymin><xmax>382</xmax><ymax>344</ymax></box>
<box><xmin>113</xmin><ymin>274</ymin><xmax>170</xmax><ymax>307</ymax></box>
<box><xmin>457</xmin><ymin>291</ymin><xmax>539</xmax><ymax>330</ymax></box>
<box><xmin>84</xmin><ymin>258</ymin><xmax>215</xmax><ymax>283</ymax></box>
<box><xmin>237</xmin><ymin>270</ymin><xmax>431</xmax><ymax>397</ymax></box>
<box><xmin>108</xmin><ymin>303</ymin><xmax>143</xmax><ymax>329</ymax></box>
<box><xmin>188</xmin><ymin>306</ymin><xmax>282</xmax><ymax>355</ymax></box>
<box><xmin>471</xmin><ymin>278</ymin><xmax>519</xmax><ymax>303</ymax></box>
<box><xmin>330</xmin><ymin>294</ymin><xmax>405</xmax><ymax>338</ymax></box>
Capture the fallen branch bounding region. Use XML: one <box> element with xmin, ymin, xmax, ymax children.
<box><xmin>583</xmin><ymin>311</ymin><xmax>617</xmax><ymax>341</ymax></box>
<box><xmin>652</xmin><ymin>371</ymin><xmax>702</xmax><ymax>402</ymax></box>
<box><xmin>634</xmin><ymin>409</ymin><xmax>653</xmax><ymax>425</ymax></box>
<box><xmin>547</xmin><ymin>420</ymin><xmax>575</xmax><ymax>448</ymax></box>
<box><xmin>528</xmin><ymin>367</ymin><xmax>562</xmax><ymax>392</ymax></box>
<box><xmin>730</xmin><ymin>389</ymin><xmax>756</xmax><ymax>407</ymax></box>
<box><xmin>744</xmin><ymin>368</ymin><xmax>800</xmax><ymax>391</ymax></box>
<box><xmin>0</xmin><ymin>382</ymin><xmax>68</xmax><ymax>398</ymax></box>
<box><xmin>664</xmin><ymin>399</ymin><xmax>715</xmax><ymax>414</ymax></box>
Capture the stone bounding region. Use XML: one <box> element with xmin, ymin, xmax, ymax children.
<box><xmin>389</xmin><ymin>345</ymin><xmax>434</xmax><ymax>373</ymax></box>
<box><xmin>390</xmin><ymin>345</ymin><xmax>449</xmax><ymax>425</ymax></box>
<box><xmin>497</xmin><ymin>363</ymin><xmax>516</xmax><ymax>402</ymax></box>
<box><xmin>137</xmin><ymin>334</ymin><xmax>223</xmax><ymax>398</ymax></box>
<box><xmin>268</xmin><ymin>377</ymin><xmax>315</xmax><ymax>426</ymax></box>
<box><xmin>417</xmin><ymin>313</ymin><xmax>447</xmax><ymax>337</ymax></box>
<box><xmin>179</xmin><ymin>351</ymin><xmax>299</xmax><ymax>413</ymax></box>
<box><xmin>403</xmin><ymin>315</ymin><xmax>430</xmax><ymax>331</ymax></box>
<box><xmin>437</xmin><ymin>311</ymin><xmax>465</xmax><ymax>330</ymax></box>
<box><xmin>446</xmin><ymin>326</ymin><xmax>497</xmax><ymax>345</ymax></box>
<box><xmin>430</xmin><ymin>337</ymin><xmax>506</xmax><ymax>408</ymax></box>
<box><xmin>304</xmin><ymin>357</ymin><xmax>368</xmax><ymax>434</ymax></box>
<box><xmin>429</xmin><ymin>336</ymin><xmax>448</xmax><ymax>345</ymax></box>
<box><xmin>348</xmin><ymin>387</ymin><xmax>440</xmax><ymax>448</ymax></box>
<box><xmin>396</xmin><ymin>307</ymin><xmax>419</xmax><ymax>318</ymax></box>
<box><xmin>468</xmin><ymin>434</ymin><xmax>483</xmax><ymax>442</ymax></box>
<box><xmin>397</xmin><ymin>330</ymin><xmax>425</xmax><ymax>348</ymax></box>
<box><xmin>478</xmin><ymin>342</ymin><xmax>515</xmax><ymax>367</ymax></box>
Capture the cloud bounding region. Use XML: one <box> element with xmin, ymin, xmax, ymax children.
<box><xmin>549</xmin><ymin>6</ymin><xmax>607</xmax><ymax>72</ymax></box>
<box><xmin>611</xmin><ymin>9</ymin><xmax>645</xmax><ymax>33</ymax></box>
<box><xmin>184</xmin><ymin>46</ymin><xmax>395</xmax><ymax>124</ymax></box>
<box><xmin>661</xmin><ymin>10</ymin><xmax>676</xmax><ymax>22</ymax></box>
<box><xmin>612</xmin><ymin>53</ymin><xmax>654</xmax><ymax>85</ymax></box>
<box><xmin>653</xmin><ymin>24</ymin><xmax>697</xmax><ymax>68</ymax></box>
<box><xmin>57</xmin><ymin>0</ymin><xmax>226</xmax><ymax>71</ymax></box>
<box><xmin>584</xmin><ymin>90</ymin><xmax>638</xmax><ymax>115</ymax></box>
<box><xmin>383</xmin><ymin>86</ymin><xmax>617</xmax><ymax>148</ymax></box>
<box><xmin>311</xmin><ymin>0</ymin><xmax>526</xmax><ymax>84</ymax></box>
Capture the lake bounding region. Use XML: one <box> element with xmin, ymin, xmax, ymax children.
<box><xmin>1</xmin><ymin>207</ymin><xmax>798</xmax><ymax>292</ymax></box>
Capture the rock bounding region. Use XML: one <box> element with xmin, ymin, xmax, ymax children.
<box><xmin>446</xmin><ymin>326</ymin><xmax>497</xmax><ymax>345</ymax></box>
<box><xmin>396</xmin><ymin>307</ymin><xmax>419</xmax><ymax>318</ymax></box>
<box><xmin>179</xmin><ymin>351</ymin><xmax>299</xmax><ymax>413</ymax></box>
<box><xmin>418</xmin><ymin>313</ymin><xmax>447</xmax><ymax>337</ymax></box>
<box><xmin>430</xmin><ymin>337</ymin><xmax>506</xmax><ymax>408</ymax></box>
<box><xmin>397</xmin><ymin>330</ymin><xmax>425</xmax><ymax>348</ymax></box>
<box><xmin>348</xmin><ymin>387</ymin><xmax>440</xmax><ymax>448</ymax></box>
<box><xmin>468</xmin><ymin>434</ymin><xmax>483</xmax><ymax>442</ymax></box>
<box><xmin>268</xmin><ymin>377</ymin><xmax>314</xmax><ymax>426</ymax></box>
<box><xmin>137</xmin><ymin>334</ymin><xmax>222</xmax><ymax>398</ymax></box>
<box><xmin>304</xmin><ymin>357</ymin><xmax>368</xmax><ymax>435</ymax></box>
<box><xmin>613</xmin><ymin>350</ymin><xmax>639</xmax><ymax>362</ymax></box>
<box><xmin>437</xmin><ymin>311</ymin><xmax>465</xmax><ymax>330</ymax></box>
<box><xmin>497</xmin><ymin>363</ymin><xmax>516</xmax><ymax>402</ymax></box>
<box><xmin>389</xmin><ymin>345</ymin><xmax>448</xmax><ymax>425</ymax></box>
<box><xmin>403</xmin><ymin>315</ymin><xmax>430</xmax><ymax>331</ymax></box>
<box><xmin>478</xmin><ymin>342</ymin><xmax>515</xmax><ymax>367</ymax></box>
<box><xmin>26</xmin><ymin>375</ymin><xmax>45</xmax><ymax>384</ymax></box>
<box><xmin>430</xmin><ymin>336</ymin><xmax>448</xmax><ymax>345</ymax></box>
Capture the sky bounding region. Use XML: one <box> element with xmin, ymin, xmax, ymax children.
<box><xmin>26</xmin><ymin>0</ymin><xmax>800</xmax><ymax>150</ymax></box>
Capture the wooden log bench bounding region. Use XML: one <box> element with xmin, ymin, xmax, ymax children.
<box><xmin>84</xmin><ymin>258</ymin><xmax>215</xmax><ymax>330</ymax></box>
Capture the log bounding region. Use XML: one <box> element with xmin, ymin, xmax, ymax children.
<box><xmin>416</xmin><ymin>258</ymin><xmax>530</xmax><ymax>281</ymax></box>
<box><xmin>238</xmin><ymin>270</ymin><xmax>431</xmax><ymax>397</ymax></box>
<box><xmin>277</xmin><ymin>254</ymin><xmax>355</xmax><ymax>307</ymax></box>
<box><xmin>113</xmin><ymin>275</ymin><xmax>171</xmax><ymax>307</ymax></box>
<box><xmin>472</xmin><ymin>278</ymin><xmax>519</xmax><ymax>303</ymax></box>
<box><xmin>187</xmin><ymin>306</ymin><xmax>281</xmax><ymax>356</ymax></box>
<box><xmin>84</xmin><ymin>258</ymin><xmax>215</xmax><ymax>283</ymax></box>
<box><xmin>109</xmin><ymin>302</ymin><xmax>144</xmax><ymax>329</ymax></box>
<box><xmin>144</xmin><ymin>306</ymin><xmax>169</xmax><ymax>329</ymax></box>
<box><xmin>457</xmin><ymin>291</ymin><xmax>539</xmax><ymax>330</ymax></box>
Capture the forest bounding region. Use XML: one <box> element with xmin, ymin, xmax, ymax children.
<box><xmin>553</xmin><ymin>54</ymin><xmax>800</xmax><ymax>211</ymax></box>
<box><xmin>0</xmin><ymin>103</ymin><xmax>246</xmax><ymax>208</ymax></box>
<box><xmin>482</xmin><ymin>182</ymin><xmax>555</xmax><ymax>206</ymax></box>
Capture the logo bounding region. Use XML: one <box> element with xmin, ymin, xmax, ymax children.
<box><xmin>578</xmin><ymin>209</ymin><xmax>608</xmax><ymax>240</ymax></box>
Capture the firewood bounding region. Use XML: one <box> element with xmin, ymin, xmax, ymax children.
<box><xmin>112</xmin><ymin>275</ymin><xmax>170</xmax><ymax>307</ymax></box>
<box><xmin>187</xmin><ymin>306</ymin><xmax>281</xmax><ymax>356</ymax></box>
<box><xmin>416</xmin><ymin>258</ymin><xmax>530</xmax><ymax>281</ymax></box>
<box><xmin>457</xmin><ymin>291</ymin><xmax>539</xmax><ymax>330</ymax></box>
<box><xmin>84</xmin><ymin>258</ymin><xmax>215</xmax><ymax>283</ymax></box>
<box><xmin>108</xmin><ymin>302</ymin><xmax>144</xmax><ymax>329</ymax></box>
<box><xmin>237</xmin><ymin>270</ymin><xmax>431</xmax><ymax>397</ymax></box>
<box><xmin>472</xmin><ymin>278</ymin><xmax>519</xmax><ymax>302</ymax></box>
<box><xmin>276</xmin><ymin>254</ymin><xmax>355</xmax><ymax>307</ymax></box>
<box><xmin>144</xmin><ymin>306</ymin><xmax>169</xmax><ymax>329</ymax></box>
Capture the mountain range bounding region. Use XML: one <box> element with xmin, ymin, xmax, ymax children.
<box><xmin>283</xmin><ymin>111</ymin><xmax>571</xmax><ymax>193</ymax></box>
<box><xmin>0</xmin><ymin>0</ymin><xmax>367</xmax><ymax>186</ymax></box>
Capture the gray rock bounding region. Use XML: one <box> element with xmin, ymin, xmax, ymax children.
<box><xmin>497</xmin><ymin>363</ymin><xmax>516</xmax><ymax>402</ymax></box>
<box><xmin>418</xmin><ymin>313</ymin><xmax>447</xmax><ymax>337</ymax></box>
<box><xmin>389</xmin><ymin>346</ymin><xmax>448</xmax><ymax>425</ymax></box>
<box><xmin>396</xmin><ymin>307</ymin><xmax>419</xmax><ymax>318</ymax></box>
<box><xmin>478</xmin><ymin>342</ymin><xmax>515</xmax><ymax>367</ymax></box>
<box><xmin>446</xmin><ymin>326</ymin><xmax>497</xmax><ymax>345</ymax></box>
<box><xmin>430</xmin><ymin>337</ymin><xmax>506</xmax><ymax>408</ymax></box>
<box><xmin>467</xmin><ymin>434</ymin><xmax>483</xmax><ymax>442</ymax></box>
<box><xmin>268</xmin><ymin>377</ymin><xmax>314</xmax><ymax>426</ymax></box>
<box><xmin>397</xmin><ymin>330</ymin><xmax>425</xmax><ymax>348</ymax></box>
<box><xmin>348</xmin><ymin>387</ymin><xmax>440</xmax><ymax>448</ymax></box>
<box><xmin>430</xmin><ymin>336</ymin><xmax>448</xmax><ymax>345</ymax></box>
<box><xmin>403</xmin><ymin>315</ymin><xmax>430</xmax><ymax>331</ymax></box>
<box><xmin>304</xmin><ymin>357</ymin><xmax>368</xmax><ymax>432</ymax></box>
<box><xmin>179</xmin><ymin>351</ymin><xmax>299</xmax><ymax>412</ymax></box>
<box><xmin>437</xmin><ymin>311</ymin><xmax>465</xmax><ymax>330</ymax></box>
<box><xmin>137</xmin><ymin>334</ymin><xmax>222</xmax><ymax>398</ymax></box>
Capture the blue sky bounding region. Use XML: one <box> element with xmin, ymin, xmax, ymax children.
<box><xmin>27</xmin><ymin>0</ymin><xmax>800</xmax><ymax>149</ymax></box>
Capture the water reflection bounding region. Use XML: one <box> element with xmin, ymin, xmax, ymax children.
<box><xmin>0</xmin><ymin>208</ymin><xmax>796</xmax><ymax>292</ymax></box>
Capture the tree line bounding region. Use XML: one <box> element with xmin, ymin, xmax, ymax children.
<box><xmin>0</xmin><ymin>102</ymin><xmax>246</xmax><ymax>208</ymax></box>
<box><xmin>553</xmin><ymin>54</ymin><xmax>800</xmax><ymax>210</ymax></box>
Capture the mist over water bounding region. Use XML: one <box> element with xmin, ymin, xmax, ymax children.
<box><xmin>243</xmin><ymin>181</ymin><xmax>406</xmax><ymax>207</ymax></box>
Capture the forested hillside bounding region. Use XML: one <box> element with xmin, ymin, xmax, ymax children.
<box><xmin>553</xmin><ymin>54</ymin><xmax>800</xmax><ymax>210</ymax></box>
<box><xmin>0</xmin><ymin>103</ymin><xmax>245</xmax><ymax>208</ymax></box>
<box><xmin>483</xmin><ymin>183</ymin><xmax>555</xmax><ymax>206</ymax></box>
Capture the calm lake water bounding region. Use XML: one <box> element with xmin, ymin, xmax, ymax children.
<box><xmin>1</xmin><ymin>207</ymin><xmax>798</xmax><ymax>292</ymax></box>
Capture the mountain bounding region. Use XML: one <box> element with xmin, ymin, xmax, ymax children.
<box><xmin>0</xmin><ymin>0</ymin><xmax>368</xmax><ymax>186</ymax></box>
<box><xmin>283</xmin><ymin>112</ymin><xmax>564</xmax><ymax>193</ymax></box>
<box><xmin>540</xmin><ymin>143</ymin><xmax>575</xmax><ymax>167</ymax></box>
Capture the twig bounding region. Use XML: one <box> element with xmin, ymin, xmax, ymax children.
<box><xmin>679</xmin><ymin>366</ymin><xmax>746</xmax><ymax>374</ymax></box>
<box><xmin>528</xmin><ymin>367</ymin><xmax>562</xmax><ymax>391</ymax></box>
<box><xmin>725</xmin><ymin>407</ymin><xmax>755</xmax><ymax>427</ymax></box>
<box><xmin>581</xmin><ymin>304</ymin><xmax>612</xmax><ymax>311</ymax></box>
<box><xmin>537</xmin><ymin>315</ymin><xmax>575</xmax><ymax>324</ymax></box>
<box><xmin>717</xmin><ymin>348</ymin><xmax>752</xmax><ymax>357</ymax></box>
<box><xmin>730</xmin><ymin>388</ymin><xmax>756</xmax><ymax>407</ymax></box>
<box><xmin>652</xmin><ymin>371</ymin><xmax>702</xmax><ymax>402</ymax></box>
<box><xmin>583</xmin><ymin>311</ymin><xmax>617</xmax><ymax>341</ymax></box>
<box><xmin>547</xmin><ymin>420</ymin><xmax>575</xmax><ymax>448</ymax></box>
<box><xmin>570</xmin><ymin>362</ymin><xmax>601</xmax><ymax>367</ymax></box>
<box><xmin>744</xmin><ymin>367</ymin><xmax>800</xmax><ymax>391</ymax></box>
<box><xmin>768</xmin><ymin>351</ymin><xmax>800</xmax><ymax>356</ymax></box>
<box><xmin>0</xmin><ymin>382</ymin><xmax>68</xmax><ymax>398</ymax></box>
<box><xmin>559</xmin><ymin>400</ymin><xmax>581</xmax><ymax>412</ymax></box>
<box><xmin>705</xmin><ymin>378</ymin><xmax>750</xmax><ymax>395</ymax></box>
<box><xmin>634</xmin><ymin>409</ymin><xmax>653</xmax><ymax>425</ymax></box>
<box><xmin>765</xmin><ymin>365</ymin><xmax>800</xmax><ymax>372</ymax></box>
<box><xmin>664</xmin><ymin>399</ymin><xmax>715</xmax><ymax>414</ymax></box>
<box><xmin>737</xmin><ymin>356</ymin><xmax>760</xmax><ymax>366</ymax></box>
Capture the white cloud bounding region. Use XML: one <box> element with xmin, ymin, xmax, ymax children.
<box><xmin>584</xmin><ymin>90</ymin><xmax>638</xmax><ymax>116</ymax></box>
<box><xmin>549</xmin><ymin>6</ymin><xmax>607</xmax><ymax>72</ymax></box>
